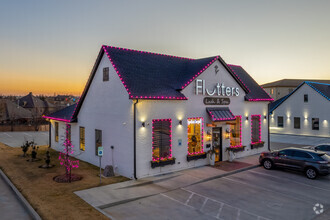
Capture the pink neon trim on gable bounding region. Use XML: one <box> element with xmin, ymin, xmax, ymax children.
<box><xmin>181</xmin><ymin>56</ymin><xmax>219</xmax><ymax>90</ymax></box>
<box><xmin>247</xmin><ymin>98</ymin><xmax>274</xmax><ymax>101</ymax></box>
<box><xmin>42</xmin><ymin>116</ymin><xmax>71</xmax><ymax>123</ymax></box>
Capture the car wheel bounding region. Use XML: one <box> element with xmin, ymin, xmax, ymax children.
<box><xmin>305</xmin><ymin>167</ymin><xmax>318</xmax><ymax>179</ymax></box>
<box><xmin>263</xmin><ymin>159</ymin><xmax>273</xmax><ymax>170</ymax></box>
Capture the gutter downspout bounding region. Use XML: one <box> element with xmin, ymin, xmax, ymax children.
<box><xmin>133</xmin><ymin>99</ymin><xmax>138</xmax><ymax>179</ymax></box>
<box><xmin>49</xmin><ymin>121</ymin><xmax>51</xmax><ymax>148</ymax></box>
<box><xmin>267</xmin><ymin>103</ymin><xmax>271</xmax><ymax>151</ymax></box>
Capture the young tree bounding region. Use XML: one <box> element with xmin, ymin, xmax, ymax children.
<box><xmin>58</xmin><ymin>123</ymin><xmax>79</xmax><ymax>182</ymax></box>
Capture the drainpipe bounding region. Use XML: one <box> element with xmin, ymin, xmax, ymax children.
<box><xmin>133</xmin><ymin>99</ymin><xmax>138</xmax><ymax>179</ymax></box>
<box><xmin>267</xmin><ymin>103</ymin><xmax>271</xmax><ymax>151</ymax></box>
<box><xmin>49</xmin><ymin>121</ymin><xmax>51</xmax><ymax>148</ymax></box>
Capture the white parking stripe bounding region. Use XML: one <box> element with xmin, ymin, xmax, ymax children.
<box><xmin>200</xmin><ymin>198</ymin><xmax>208</xmax><ymax>211</ymax></box>
<box><xmin>215</xmin><ymin>203</ymin><xmax>224</xmax><ymax>219</ymax></box>
<box><xmin>222</xmin><ymin>177</ymin><xmax>315</xmax><ymax>205</ymax></box>
<box><xmin>23</xmin><ymin>133</ymin><xmax>32</xmax><ymax>137</ymax></box>
<box><xmin>4</xmin><ymin>133</ymin><xmax>12</xmax><ymax>137</ymax></box>
<box><xmin>248</xmin><ymin>170</ymin><xmax>330</xmax><ymax>192</ymax></box>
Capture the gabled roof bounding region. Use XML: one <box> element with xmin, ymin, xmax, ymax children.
<box><xmin>0</xmin><ymin>99</ymin><xmax>33</xmax><ymax>121</ymax></box>
<box><xmin>48</xmin><ymin>45</ymin><xmax>273</xmax><ymax>122</ymax></box>
<box><xmin>18</xmin><ymin>92</ymin><xmax>55</xmax><ymax>108</ymax></box>
<box><xmin>262</xmin><ymin>79</ymin><xmax>330</xmax><ymax>88</ymax></box>
<box><xmin>269</xmin><ymin>81</ymin><xmax>330</xmax><ymax>113</ymax></box>
<box><xmin>43</xmin><ymin>104</ymin><xmax>77</xmax><ymax>122</ymax></box>
<box><xmin>228</xmin><ymin>65</ymin><xmax>273</xmax><ymax>101</ymax></box>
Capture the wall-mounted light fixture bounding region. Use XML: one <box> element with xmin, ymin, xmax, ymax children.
<box><xmin>142</xmin><ymin>122</ymin><xmax>145</xmax><ymax>127</ymax></box>
<box><xmin>225</xmin><ymin>128</ymin><xmax>231</xmax><ymax>139</ymax></box>
<box><xmin>179</xmin><ymin>120</ymin><xmax>182</xmax><ymax>125</ymax></box>
<box><xmin>264</xmin><ymin>115</ymin><xmax>267</xmax><ymax>119</ymax></box>
<box><xmin>246</xmin><ymin>116</ymin><xmax>249</xmax><ymax>121</ymax></box>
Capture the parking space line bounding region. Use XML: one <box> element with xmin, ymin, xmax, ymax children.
<box><xmin>4</xmin><ymin>133</ymin><xmax>12</xmax><ymax>137</ymax></box>
<box><xmin>216</xmin><ymin>203</ymin><xmax>224</xmax><ymax>219</ymax></box>
<box><xmin>222</xmin><ymin>177</ymin><xmax>315</xmax><ymax>205</ymax></box>
<box><xmin>200</xmin><ymin>198</ymin><xmax>208</xmax><ymax>211</ymax></box>
<box><xmin>23</xmin><ymin>133</ymin><xmax>32</xmax><ymax>137</ymax></box>
<box><xmin>248</xmin><ymin>170</ymin><xmax>330</xmax><ymax>192</ymax></box>
<box><xmin>236</xmin><ymin>209</ymin><xmax>240</xmax><ymax>220</ymax></box>
<box><xmin>184</xmin><ymin>192</ymin><xmax>194</xmax><ymax>205</ymax></box>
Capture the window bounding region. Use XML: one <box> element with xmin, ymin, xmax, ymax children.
<box><xmin>55</xmin><ymin>122</ymin><xmax>59</xmax><ymax>142</ymax></box>
<box><xmin>103</xmin><ymin>67</ymin><xmax>109</xmax><ymax>81</ymax></box>
<box><xmin>278</xmin><ymin>149</ymin><xmax>294</xmax><ymax>157</ymax></box>
<box><xmin>80</xmin><ymin>127</ymin><xmax>85</xmax><ymax>151</ymax></box>
<box><xmin>251</xmin><ymin>115</ymin><xmax>261</xmax><ymax>143</ymax></box>
<box><xmin>152</xmin><ymin>119</ymin><xmax>172</xmax><ymax>161</ymax></box>
<box><xmin>66</xmin><ymin>124</ymin><xmax>71</xmax><ymax>141</ymax></box>
<box><xmin>315</xmin><ymin>145</ymin><xmax>330</xmax><ymax>151</ymax></box>
<box><xmin>270</xmin><ymin>89</ymin><xmax>274</xmax><ymax>95</ymax></box>
<box><xmin>277</xmin><ymin>116</ymin><xmax>284</xmax><ymax>127</ymax></box>
<box><xmin>312</xmin><ymin>118</ymin><xmax>319</xmax><ymax>130</ymax></box>
<box><xmin>187</xmin><ymin>118</ymin><xmax>203</xmax><ymax>155</ymax></box>
<box><xmin>294</xmin><ymin>117</ymin><xmax>300</xmax><ymax>129</ymax></box>
<box><xmin>95</xmin><ymin>129</ymin><xmax>102</xmax><ymax>155</ymax></box>
<box><xmin>304</xmin><ymin>94</ymin><xmax>308</xmax><ymax>103</ymax></box>
<box><xmin>230</xmin><ymin>116</ymin><xmax>242</xmax><ymax>147</ymax></box>
<box><xmin>292</xmin><ymin>151</ymin><xmax>312</xmax><ymax>158</ymax></box>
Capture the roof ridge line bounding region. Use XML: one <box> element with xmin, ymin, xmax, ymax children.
<box><xmin>103</xmin><ymin>45</ymin><xmax>195</xmax><ymax>61</ymax></box>
<box><xmin>305</xmin><ymin>81</ymin><xmax>330</xmax><ymax>86</ymax></box>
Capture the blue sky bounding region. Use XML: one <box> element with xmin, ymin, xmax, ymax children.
<box><xmin>1</xmin><ymin>0</ymin><xmax>329</xmax><ymax>95</ymax></box>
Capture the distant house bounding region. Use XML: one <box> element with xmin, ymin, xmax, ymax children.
<box><xmin>269</xmin><ymin>81</ymin><xmax>329</xmax><ymax>137</ymax></box>
<box><xmin>262</xmin><ymin>79</ymin><xmax>330</xmax><ymax>101</ymax></box>
<box><xmin>18</xmin><ymin>92</ymin><xmax>56</xmax><ymax>117</ymax></box>
<box><xmin>45</xmin><ymin>95</ymin><xmax>78</xmax><ymax>110</ymax></box>
<box><xmin>0</xmin><ymin>99</ymin><xmax>32</xmax><ymax>124</ymax></box>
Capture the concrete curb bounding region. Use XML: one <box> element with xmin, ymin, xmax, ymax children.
<box><xmin>0</xmin><ymin>169</ymin><xmax>42</xmax><ymax>220</ymax></box>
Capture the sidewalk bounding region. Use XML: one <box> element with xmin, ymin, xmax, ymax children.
<box><xmin>75</xmin><ymin>154</ymin><xmax>260</xmax><ymax>211</ymax></box>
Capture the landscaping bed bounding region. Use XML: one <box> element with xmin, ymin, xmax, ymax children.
<box><xmin>0</xmin><ymin>143</ymin><xmax>128</xmax><ymax>220</ymax></box>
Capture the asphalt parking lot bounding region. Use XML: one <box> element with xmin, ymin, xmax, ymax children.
<box><xmin>102</xmin><ymin>167</ymin><xmax>330</xmax><ymax>220</ymax></box>
<box><xmin>0</xmin><ymin>131</ymin><xmax>48</xmax><ymax>147</ymax></box>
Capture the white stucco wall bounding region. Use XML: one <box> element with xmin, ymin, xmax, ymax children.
<box><xmin>51</xmin><ymin>53</ymin><xmax>135</xmax><ymax>179</ymax></box>
<box><xmin>270</xmin><ymin>83</ymin><xmax>330</xmax><ymax>137</ymax></box>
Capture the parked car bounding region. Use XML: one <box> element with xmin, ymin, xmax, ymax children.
<box><xmin>259</xmin><ymin>147</ymin><xmax>330</xmax><ymax>179</ymax></box>
<box><xmin>303</xmin><ymin>143</ymin><xmax>330</xmax><ymax>156</ymax></box>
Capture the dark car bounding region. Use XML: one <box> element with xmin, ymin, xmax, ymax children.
<box><xmin>259</xmin><ymin>147</ymin><xmax>330</xmax><ymax>179</ymax></box>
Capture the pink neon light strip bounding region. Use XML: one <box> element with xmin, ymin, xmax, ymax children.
<box><xmin>42</xmin><ymin>116</ymin><xmax>71</xmax><ymax>123</ymax></box>
<box><xmin>251</xmin><ymin>114</ymin><xmax>262</xmax><ymax>144</ymax></box>
<box><xmin>247</xmin><ymin>98</ymin><xmax>274</xmax><ymax>101</ymax></box>
<box><xmin>181</xmin><ymin>56</ymin><xmax>219</xmax><ymax>90</ymax></box>
<box><xmin>187</xmin><ymin>117</ymin><xmax>204</xmax><ymax>156</ymax></box>
<box><xmin>152</xmin><ymin>119</ymin><xmax>172</xmax><ymax>162</ymax></box>
<box><xmin>227</xmin><ymin>64</ymin><xmax>250</xmax><ymax>93</ymax></box>
<box><xmin>209</xmin><ymin>109</ymin><xmax>236</xmax><ymax>121</ymax></box>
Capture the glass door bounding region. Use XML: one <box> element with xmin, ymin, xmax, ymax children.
<box><xmin>212</xmin><ymin>127</ymin><xmax>222</xmax><ymax>162</ymax></box>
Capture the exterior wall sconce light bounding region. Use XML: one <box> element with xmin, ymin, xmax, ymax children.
<box><xmin>225</xmin><ymin>128</ymin><xmax>231</xmax><ymax>139</ymax></box>
<box><xmin>264</xmin><ymin>115</ymin><xmax>267</xmax><ymax>119</ymax></box>
<box><xmin>142</xmin><ymin>122</ymin><xmax>145</xmax><ymax>127</ymax></box>
<box><xmin>179</xmin><ymin>120</ymin><xmax>182</xmax><ymax>125</ymax></box>
<box><xmin>246</xmin><ymin>116</ymin><xmax>249</xmax><ymax>121</ymax></box>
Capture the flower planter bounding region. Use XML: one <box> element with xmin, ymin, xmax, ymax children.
<box><xmin>150</xmin><ymin>158</ymin><xmax>175</xmax><ymax>168</ymax></box>
<box><xmin>250</xmin><ymin>141</ymin><xmax>265</xmax><ymax>149</ymax></box>
<box><xmin>187</xmin><ymin>152</ymin><xmax>207</xmax><ymax>162</ymax></box>
<box><xmin>225</xmin><ymin>145</ymin><xmax>246</xmax><ymax>153</ymax></box>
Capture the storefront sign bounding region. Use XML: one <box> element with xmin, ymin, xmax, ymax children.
<box><xmin>203</xmin><ymin>97</ymin><xmax>230</xmax><ymax>105</ymax></box>
<box><xmin>195</xmin><ymin>79</ymin><xmax>239</xmax><ymax>97</ymax></box>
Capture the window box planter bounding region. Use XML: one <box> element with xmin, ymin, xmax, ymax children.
<box><xmin>187</xmin><ymin>152</ymin><xmax>207</xmax><ymax>162</ymax></box>
<box><xmin>250</xmin><ymin>141</ymin><xmax>265</xmax><ymax>149</ymax></box>
<box><xmin>150</xmin><ymin>158</ymin><xmax>175</xmax><ymax>168</ymax></box>
<box><xmin>225</xmin><ymin>145</ymin><xmax>246</xmax><ymax>153</ymax></box>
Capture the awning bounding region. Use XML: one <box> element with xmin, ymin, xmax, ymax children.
<box><xmin>206</xmin><ymin>107</ymin><xmax>236</xmax><ymax>122</ymax></box>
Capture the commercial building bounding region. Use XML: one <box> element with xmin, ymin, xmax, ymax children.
<box><xmin>269</xmin><ymin>81</ymin><xmax>329</xmax><ymax>137</ymax></box>
<box><xmin>45</xmin><ymin>45</ymin><xmax>273</xmax><ymax>179</ymax></box>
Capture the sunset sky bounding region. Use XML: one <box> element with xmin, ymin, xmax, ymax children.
<box><xmin>1</xmin><ymin>0</ymin><xmax>329</xmax><ymax>96</ymax></box>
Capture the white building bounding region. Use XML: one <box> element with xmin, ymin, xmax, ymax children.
<box><xmin>44</xmin><ymin>45</ymin><xmax>273</xmax><ymax>179</ymax></box>
<box><xmin>269</xmin><ymin>81</ymin><xmax>330</xmax><ymax>137</ymax></box>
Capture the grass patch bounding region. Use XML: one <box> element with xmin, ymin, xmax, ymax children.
<box><xmin>0</xmin><ymin>143</ymin><xmax>129</xmax><ymax>220</ymax></box>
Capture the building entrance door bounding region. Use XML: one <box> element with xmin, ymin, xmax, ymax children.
<box><xmin>212</xmin><ymin>127</ymin><xmax>222</xmax><ymax>162</ymax></box>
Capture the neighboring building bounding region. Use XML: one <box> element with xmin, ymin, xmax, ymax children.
<box><xmin>18</xmin><ymin>92</ymin><xmax>56</xmax><ymax>117</ymax></box>
<box><xmin>44</xmin><ymin>45</ymin><xmax>273</xmax><ymax>179</ymax></box>
<box><xmin>0</xmin><ymin>99</ymin><xmax>33</xmax><ymax>124</ymax></box>
<box><xmin>46</xmin><ymin>95</ymin><xmax>78</xmax><ymax>110</ymax></box>
<box><xmin>269</xmin><ymin>81</ymin><xmax>330</xmax><ymax>137</ymax></box>
<box><xmin>262</xmin><ymin>79</ymin><xmax>330</xmax><ymax>101</ymax></box>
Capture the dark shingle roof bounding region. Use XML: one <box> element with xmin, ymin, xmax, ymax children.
<box><xmin>104</xmin><ymin>45</ymin><xmax>218</xmax><ymax>99</ymax></box>
<box><xmin>228</xmin><ymin>65</ymin><xmax>273</xmax><ymax>101</ymax></box>
<box><xmin>269</xmin><ymin>81</ymin><xmax>330</xmax><ymax>113</ymax></box>
<box><xmin>262</xmin><ymin>79</ymin><xmax>330</xmax><ymax>88</ymax></box>
<box><xmin>0</xmin><ymin>99</ymin><xmax>33</xmax><ymax>121</ymax></box>
<box><xmin>43</xmin><ymin>104</ymin><xmax>77</xmax><ymax>122</ymax></box>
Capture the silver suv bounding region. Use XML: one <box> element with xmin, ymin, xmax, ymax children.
<box><xmin>259</xmin><ymin>147</ymin><xmax>330</xmax><ymax>179</ymax></box>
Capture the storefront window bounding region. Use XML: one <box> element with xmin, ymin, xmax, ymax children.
<box><xmin>230</xmin><ymin>116</ymin><xmax>241</xmax><ymax>147</ymax></box>
<box><xmin>187</xmin><ymin>118</ymin><xmax>204</xmax><ymax>155</ymax></box>
<box><xmin>55</xmin><ymin>122</ymin><xmax>59</xmax><ymax>142</ymax></box>
<box><xmin>152</xmin><ymin>119</ymin><xmax>172</xmax><ymax>161</ymax></box>
<box><xmin>80</xmin><ymin>127</ymin><xmax>85</xmax><ymax>151</ymax></box>
<box><xmin>251</xmin><ymin>115</ymin><xmax>261</xmax><ymax>144</ymax></box>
